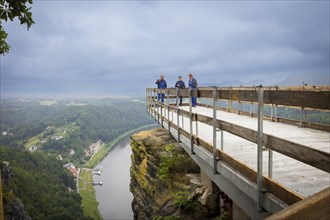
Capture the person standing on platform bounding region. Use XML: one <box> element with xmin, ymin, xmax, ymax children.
<box><xmin>175</xmin><ymin>76</ymin><xmax>185</xmax><ymax>106</ymax></box>
<box><xmin>155</xmin><ymin>74</ymin><xmax>167</xmax><ymax>103</ymax></box>
<box><xmin>188</xmin><ymin>73</ymin><xmax>198</xmax><ymax>107</ymax></box>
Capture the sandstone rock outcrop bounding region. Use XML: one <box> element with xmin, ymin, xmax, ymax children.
<box><xmin>130</xmin><ymin>128</ymin><xmax>221</xmax><ymax>220</ymax></box>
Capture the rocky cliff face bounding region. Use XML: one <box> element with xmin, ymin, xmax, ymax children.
<box><xmin>130</xmin><ymin>128</ymin><xmax>220</xmax><ymax>220</ymax></box>
<box><xmin>1</xmin><ymin>161</ymin><xmax>31</xmax><ymax>220</ymax></box>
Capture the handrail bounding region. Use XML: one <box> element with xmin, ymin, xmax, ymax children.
<box><xmin>147</xmin><ymin>86</ymin><xmax>330</xmax><ymax>110</ymax></box>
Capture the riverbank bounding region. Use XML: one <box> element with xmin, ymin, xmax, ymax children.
<box><xmin>79</xmin><ymin>169</ymin><xmax>103</xmax><ymax>220</ymax></box>
<box><xmin>79</xmin><ymin>123</ymin><xmax>158</xmax><ymax>219</ymax></box>
<box><xmin>85</xmin><ymin>124</ymin><xmax>157</xmax><ymax>168</ymax></box>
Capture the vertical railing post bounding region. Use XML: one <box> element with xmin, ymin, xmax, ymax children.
<box><xmin>299</xmin><ymin>107</ymin><xmax>304</xmax><ymax>128</ymax></box>
<box><xmin>275</xmin><ymin>87</ymin><xmax>279</xmax><ymax>122</ymax></box>
<box><xmin>213</xmin><ymin>87</ymin><xmax>218</xmax><ymax>174</ymax></box>
<box><xmin>170</xmin><ymin>90</ymin><xmax>173</xmax><ymax>121</ymax></box>
<box><xmin>268</xmin><ymin>149</ymin><xmax>273</xmax><ymax>178</ymax></box>
<box><xmin>270</xmin><ymin>105</ymin><xmax>273</xmax><ymax>121</ymax></box>
<box><xmin>257</xmin><ymin>86</ymin><xmax>264</xmax><ymax>212</ymax></box>
<box><xmin>220</xmin><ymin>130</ymin><xmax>224</xmax><ymax>151</ymax></box>
<box><xmin>157</xmin><ymin>89</ymin><xmax>160</xmax><ymax>123</ymax></box>
<box><xmin>148</xmin><ymin>89</ymin><xmax>151</xmax><ymax>114</ymax></box>
<box><xmin>171</xmin><ymin>108</ymin><xmax>174</xmax><ymax>122</ymax></box>
<box><xmin>153</xmin><ymin>89</ymin><xmax>157</xmax><ymax>120</ymax></box>
<box><xmin>189</xmin><ymin>89</ymin><xmax>194</xmax><ymax>154</ymax></box>
<box><xmin>250</xmin><ymin>102</ymin><xmax>253</xmax><ymax>117</ymax></box>
<box><xmin>195</xmin><ymin>115</ymin><xmax>198</xmax><ymax>136</ymax></box>
<box><xmin>176</xmin><ymin>88</ymin><xmax>180</xmax><ymax>142</ymax></box>
<box><xmin>160</xmin><ymin>90</ymin><xmax>164</xmax><ymax>127</ymax></box>
<box><xmin>167</xmin><ymin>89</ymin><xmax>170</xmax><ymax>132</ymax></box>
<box><xmin>146</xmin><ymin>89</ymin><xmax>148</xmax><ymax>113</ymax></box>
<box><xmin>162</xmin><ymin>89</ymin><xmax>167</xmax><ymax>119</ymax></box>
<box><xmin>149</xmin><ymin>89</ymin><xmax>152</xmax><ymax>115</ymax></box>
<box><xmin>275</xmin><ymin>105</ymin><xmax>278</xmax><ymax>122</ymax></box>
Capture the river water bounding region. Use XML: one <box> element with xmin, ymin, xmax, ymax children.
<box><xmin>93</xmin><ymin>125</ymin><xmax>158</xmax><ymax>220</ymax></box>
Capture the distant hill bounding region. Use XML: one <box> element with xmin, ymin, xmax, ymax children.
<box><xmin>277</xmin><ymin>73</ymin><xmax>329</xmax><ymax>86</ymax></box>
<box><xmin>200</xmin><ymin>73</ymin><xmax>329</xmax><ymax>87</ymax></box>
<box><xmin>0</xmin><ymin>99</ymin><xmax>155</xmax><ymax>165</ymax></box>
<box><xmin>200</xmin><ymin>79</ymin><xmax>275</xmax><ymax>87</ymax></box>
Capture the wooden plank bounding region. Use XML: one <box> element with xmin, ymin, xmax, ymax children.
<box><xmin>277</xmin><ymin>117</ymin><xmax>330</xmax><ymax>132</ymax></box>
<box><xmin>265</xmin><ymin>187</ymin><xmax>330</xmax><ymax>220</ymax></box>
<box><xmin>198</xmin><ymin>103</ymin><xmax>330</xmax><ymax>132</ymax></box>
<box><xmin>264</xmin><ymin>90</ymin><xmax>330</xmax><ymax>110</ymax></box>
<box><xmin>264</xmin><ymin>135</ymin><xmax>330</xmax><ymax>173</ymax></box>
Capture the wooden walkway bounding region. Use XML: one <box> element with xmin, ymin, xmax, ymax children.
<box><xmin>146</xmin><ymin>86</ymin><xmax>330</xmax><ymax>219</ymax></box>
<box><xmin>157</xmin><ymin>104</ymin><xmax>329</xmax><ymax>197</ymax></box>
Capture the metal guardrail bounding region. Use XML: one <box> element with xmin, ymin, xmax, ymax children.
<box><xmin>146</xmin><ymin>86</ymin><xmax>330</xmax><ymax>213</ymax></box>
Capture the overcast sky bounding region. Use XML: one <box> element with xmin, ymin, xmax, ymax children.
<box><xmin>1</xmin><ymin>1</ymin><xmax>329</xmax><ymax>98</ymax></box>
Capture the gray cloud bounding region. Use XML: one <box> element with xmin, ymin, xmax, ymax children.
<box><xmin>1</xmin><ymin>1</ymin><xmax>329</xmax><ymax>98</ymax></box>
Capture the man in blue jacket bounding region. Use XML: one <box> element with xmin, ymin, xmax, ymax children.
<box><xmin>155</xmin><ymin>74</ymin><xmax>167</xmax><ymax>103</ymax></box>
<box><xmin>188</xmin><ymin>73</ymin><xmax>198</xmax><ymax>107</ymax></box>
<box><xmin>175</xmin><ymin>76</ymin><xmax>185</xmax><ymax>106</ymax></box>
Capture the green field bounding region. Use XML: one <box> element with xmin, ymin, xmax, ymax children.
<box><xmin>23</xmin><ymin>123</ymin><xmax>78</xmax><ymax>150</ymax></box>
<box><xmin>79</xmin><ymin>169</ymin><xmax>103</xmax><ymax>220</ymax></box>
<box><xmin>85</xmin><ymin>145</ymin><xmax>107</xmax><ymax>169</ymax></box>
<box><xmin>39</xmin><ymin>100</ymin><xmax>57</xmax><ymax>106</ymax></box>
<box><xmin>24</xmin><ymin>133</ymin><xmax>43</xmax><ymax>149</ymax></box>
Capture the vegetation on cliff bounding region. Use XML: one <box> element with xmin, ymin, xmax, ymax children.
<box><xmin>130</xmin><ymin>128</ymin><xmax>221</xmax><ymax>220</ymax></box>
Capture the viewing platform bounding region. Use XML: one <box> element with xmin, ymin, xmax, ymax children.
<box><xmin>146</xmin><ymin>86</ymin><xmax>330</xmax><ymax>219</ymax></box>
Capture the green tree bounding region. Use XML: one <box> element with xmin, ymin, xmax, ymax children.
<box><xmin>0</xmin><ymin>0</ymin><xmax>34</xmax><ymax>55</ymax></box>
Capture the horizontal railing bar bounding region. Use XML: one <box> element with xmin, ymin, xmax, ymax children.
<box><xmin>197</xmin><ymin>103</ymin><xmax>330</xmax><ymax>132</ymax></box>
<box><xmin>149</xmin><ymin>101</ymin><xmax>330</xmax><ymax>131</ymax></box>
<box><xmin>150</xmin><ymin>104</ymin><xmax>330</xmax><ymax>173</ymax></box>
<box><xmin>147</xmin><ymin>86</ymin><xmax>330</xmax><ymax>110</ymax></box>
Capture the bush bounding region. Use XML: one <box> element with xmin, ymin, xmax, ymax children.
<box><xmin>157</xmin><ymin>144</ymin><xmax>178</xmax><ymax>181</ymax></box>
<box><xmin>215</xmin><ymin>211</ymin><xmax>231</xmax><ymax>220</ymax></box>
<box><xmin>173</xmin><ymin>191</ymin><xmax>193</xmax><ymax>210</ymax></box>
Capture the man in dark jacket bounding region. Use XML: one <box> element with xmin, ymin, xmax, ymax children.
<box><xmin>188</xmin><ymin>73</ymin><xmax>198</xmax><ymax>107</ymax></box>
<box><xmin>175</xmin><ymin>76</ymin><xmax>185</xmax><ymax>106</ymax></box>
<box><xmin>155</xmin><ymin>74</ymin><xmax>167</xmax><ymax>103</ymax></box>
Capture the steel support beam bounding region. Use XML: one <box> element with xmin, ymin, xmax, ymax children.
<box><xmin>268</xmin><ymin>149</ymin><xmax>273</xmax><ymax>179</ymax></box>
<box><xmin>167</xmin><ymin>90</ymin><xmax>170</xmax><ymax>132</ymax></box>
<box><xmin>189</xmin><ymin>89</ymin><xmax>194</xmax><ymax>154</ymax></box>
<box><xmin>176</xmin><ymin>88</ymin><xmax>181</xmax><ymax>142</ymax></box>
<box><xmin>257</xmin><ymin>86</ymin><xmax>264</xmax><ymax>212</ymax></box>
<box><xmin>213</xmin><ymin>87</ymin><xmax>218</xmax><ymax>174</ymax></box>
